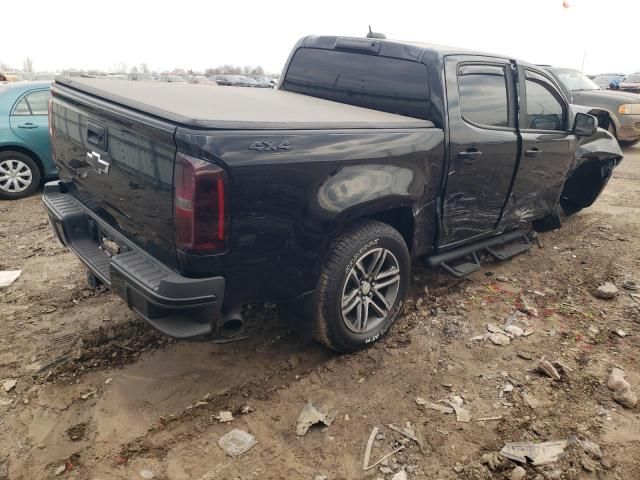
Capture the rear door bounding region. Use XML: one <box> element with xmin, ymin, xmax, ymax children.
<box><xmin>440</xmin><ymin>56</ymin><xmax>519</xmax><ymax>247</ymax></box>
<box><xmin>500</xmin><ymin>67</ymin><xmax>574</xmax><ymax>228</ymax></box>
<box><xmin>9</xmin><ymin>89</ymin><xmax>51</xmax><ymax>163</ymax></box>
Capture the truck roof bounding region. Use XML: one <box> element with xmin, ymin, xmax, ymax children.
<box><xmin>53</xmin><ymin>77</ymin><xmax>435</xmax><ymax>130</ymax></box>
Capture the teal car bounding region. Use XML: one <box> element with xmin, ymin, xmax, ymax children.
<box><xmin>0</xmin><ymin>81</ymin><xmax>56</xmax><ymax>199</ymax></box>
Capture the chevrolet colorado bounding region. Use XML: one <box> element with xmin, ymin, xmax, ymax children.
<box><xmin>43</xmin><ymin>35</ymin><xmax>622</xmax><ymax>352</ymax></box>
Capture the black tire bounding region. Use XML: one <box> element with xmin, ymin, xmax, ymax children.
<box><xmin>0</xmin><ymin>151</ymin><xmax>41</xmax><ymax>200</ymax></box>
<box><xmin>313</xmin><ymin>220</ymin><xmax>410</xmax><ymax>352</ymax></box>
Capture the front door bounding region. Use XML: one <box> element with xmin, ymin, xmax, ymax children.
<box><xmin>440</xmin><ymin>56</ymin><xmax>519</xmax><ymax>247</ymax></box>
<box><xmin>500</xmin><ymin>67</ymin><xmax>575</xmax><ymax>228</ymax></box>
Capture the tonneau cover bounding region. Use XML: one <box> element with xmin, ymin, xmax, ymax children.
<box><xmin>53</xmin><ymin>77</ymin><xmax>434</xmax><ymax>130</ymax></box>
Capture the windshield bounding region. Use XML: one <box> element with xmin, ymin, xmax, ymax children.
<box><xmin>551</xmin><ymin>68</ymin><xmax>600</xmax><ymax>91</ymax></box>
<box><xmin>624</xmin><ymin>74</ymin><xmax>640</xmax><ymax>83</ymax></box>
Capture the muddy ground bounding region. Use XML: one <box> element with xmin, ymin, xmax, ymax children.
<box><xmin>1</xmin><ymin>144</ymin><xmax>639</xmax><ymax>480</ymax></box>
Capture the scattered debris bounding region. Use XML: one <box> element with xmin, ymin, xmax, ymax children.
<box><xmin>607</xmin><ymin>368</ymin><xmax>638</xmax><ymax>408</ymax></box>
<box><xmin>487</xmin><ymin>332</ymin><xmax>511</xmax><ymax>346</ymax></box>
<box><xmin>362</xmin><ymin>426</ymin><xmax>406</xmax><ymax>471</ymax></box>
<box><xmin>415</xmin><ymin>397</ymin><xmax>453</xmax><ymax>414</ymax></box>
<box><xmin>0</xmin><ymin>270</ymin><xmax>21</xmax><ymax>288</ymax></box>
<box><xmin>582</xmin><ymin>456</ymin><xmax>597</xmax><ymax>472</ymax></box>
<box><xmin>481</xmin><ymin>452</ymin><xmax>508</xmax><ymax>471</ymax></box>
<box><xmin>80</xmin><ymin>390</ymin><xmax>96</xmax><ymax>400</ymax></box>
<box><xmin>446</xmin><ymin>396</ymin><xmax>471</xmax><ymax>422</ymax></box>
<box><xmin>613</xmin><ymin>329</ymin><xmax>627</xmax><ymax>338</ymax></box>
<box><xmin>295</xmin><ymin>402</ymin><xmax>335</xmax><ymax>436</ymax></box>
<box><xmin>500</xmin><ymin>440</ymin><xmax>568</xmax><ymax>465</ymax></box>
<box><xmin>519</xmin><ymin>296</ymin><xmax>539</xmax><ymax>317</ymax></box>
<box><xmin>104</xmin><ymin>377</ymin><xmax>113</xmax><ymax>385</ymax></box>
<box><xmin>505</xmin><ymin>325</ymin><xmax>524</xmax><ymax>338</ymax></box>
<box><xmin>517</xmin><ymin>351</ymin><xmax>532</xmax><ymax>360</ymax></box>
<box><xmin>476</xmin><ymin>415</ymin><xmax>502</xmax><ymax>422</ymax></box>
<box><xmin>139</xmin><ymin>469</ymin><xmax>154</xmax><ymax>479</ymax></box>
<box><xmin>594</xmin><ymin>282</ymin><xmax>619</xmax><ymax>300</ymax></box>
<box><xmin>387</xmin><ymin>423</ymin><xmax>418</xmax><ymax>443</ymax></box>
<box><xmin>1</xmin><ymin>379</ymin><xmax>17</xmax><ymax>393</ymax></box>
<box><xmin>54</xmin><ymin>465</ymin><xmax>66</xmax><ymax>476</ymax></box>
<box><xmin>503</xmin><ymin>383</ymin><xmax>514</xmax><ymax>393</ymax></box>
<box><xmin>622</xmin><ymin>278</ymin><xmax>639</xmax><ymax>291</ymax></box>
<box><xmin>487</xmin><ymin>323</ymin><xmax>507</xmax><ymax>334</ymax></box>
<box><xmin>215</xmin><ymin>411</ymin><xmax>234</xmax><ymax>423</ymax></box>
<box><xmin>218</xmin><ymin>429</ymin><xmax>257</xmax><ymax>457</ymax></box>
<box><xmin>391</xmin><ymin>470</ymin><xmax>407</xmax><ymax>480</ymax></box>
<box><xmin>522</xmin><ymin>392</ymin><xmax>539</xmax><ymax>409</ymax></box>
<box><xmin>538</xmin><ymin>359</ymin><xmax>561</xmax><ymax>381</ymax></box>
<box><xmin>510</xmin><ymin>465</ymin><xmax>527</xmax><ymax>480</ymax></box>
<box><xmin>579</xmin><ymin>440</ymin><xmax>603</xmax><ymax>459</ymax></box>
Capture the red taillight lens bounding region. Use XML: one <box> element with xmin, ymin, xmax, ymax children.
<box><xmin>174</xmin><ymin>152</ymin><xmax>228</xmax><ymax>255</ymax></box>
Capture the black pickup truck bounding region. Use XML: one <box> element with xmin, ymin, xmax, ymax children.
<box><xmin>43</xmin><ymin>35</ymin><xmax>622</xmax><ymax>352</ymax></box>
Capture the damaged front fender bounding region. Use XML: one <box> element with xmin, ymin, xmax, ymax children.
<box><xmin>560</xmin><ymin>128</ymin><xmax>623</xmax><ymax>215</ymax></box>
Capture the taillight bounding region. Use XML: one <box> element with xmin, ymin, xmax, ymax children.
<box><xmin>174</xmin><ymin>152</ymin><xmax>228</xmax><ymax>255</ymax></box>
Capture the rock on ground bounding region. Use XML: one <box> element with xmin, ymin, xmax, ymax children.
<box><xmin>594</xmin><ymin>282</ymin><xmax>619</xmax><ymax>299</ymax></box>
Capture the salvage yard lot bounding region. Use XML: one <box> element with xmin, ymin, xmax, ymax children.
<box><xmin>1</xmin><ymin>144</ymin><xmax>639</xmax><ymax>479</ymax></box>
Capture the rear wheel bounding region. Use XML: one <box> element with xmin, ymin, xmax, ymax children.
<box><xmin>313</xmin><ymin>220</ymin><xmax>410</xmax><ymax>352</ymax></box>
<box><xmin>0</xmin><ymin>152</ymin><xmax>41</xmax><ymax>200</ymax></box>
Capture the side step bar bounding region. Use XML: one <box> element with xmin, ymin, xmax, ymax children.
<box><xmin>426</xmin><ymin>230</ymin><xmax>531</xmax><ymax>278</ymax></box>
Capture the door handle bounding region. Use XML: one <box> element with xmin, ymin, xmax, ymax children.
<box><xmin>18</xmin><ymin>123</ymin><xmax>38</xmax><ymax>129</ymax></box>
<box><xmin>457</xmin><ymin>149</ymin><xmax>483</xmax><ymax>160</ymax></box>
<box><xmin>525</xmin><ymin>147</ymin><xmax>541</xmax><ymax>158</ymax></box>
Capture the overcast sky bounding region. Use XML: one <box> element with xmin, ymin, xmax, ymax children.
<box><xmin>2</xmin><ymin>0</ymin><xmax>637</xmax><ymax>75</ymax></box>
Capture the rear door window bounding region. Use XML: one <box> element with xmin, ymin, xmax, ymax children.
<box><xmin>457</xmin><ymin>64</ymin><xmax>510</xmax><ymax>128</ymax></box>
<box><xmin>25</xmin><ymin>90</ymin><xmax>50</xmax><ymax>115</ymax></box>
<box><xmin>282</xmin><ymin>47</ymin><xmax>430</xmax><ymax>120</ymax></box>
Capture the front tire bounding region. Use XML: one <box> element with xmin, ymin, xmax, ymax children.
<box><xmin>0</xmin><ymin>152</ymin><xmax>41</xmax><ymax>200</ymax></box>
<box><xmin>313</xmin><ymin>220</ymin><xmax>410</xmax><ymax>352</ymax></box>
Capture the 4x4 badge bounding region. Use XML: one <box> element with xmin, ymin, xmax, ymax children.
<box><xmin>249</xmin><ymin>141</ymin><xmax>291</xmax><ymax>152</ymax></box>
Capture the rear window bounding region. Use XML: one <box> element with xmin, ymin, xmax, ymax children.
<box><xmin>282</xmin><ymin>47</ymin><xmax>430</xmax><ymax>120</ymax></box>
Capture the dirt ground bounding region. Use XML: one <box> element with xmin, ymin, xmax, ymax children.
<box><xmin>1</xmin><ymin>144</ymin><xmax>639</xmax><ymax>480</ymax></box>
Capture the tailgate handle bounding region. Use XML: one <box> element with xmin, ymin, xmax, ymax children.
<box><xmin>87</xmin><ymin>121</ymin><xmax>107</xmax><ymax>150</ymax></box>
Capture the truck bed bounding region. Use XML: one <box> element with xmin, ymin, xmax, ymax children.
<box><xmin>53</xmin><ymin>77</ymin><xmax>435</xmax><ymax>130</ymax></box>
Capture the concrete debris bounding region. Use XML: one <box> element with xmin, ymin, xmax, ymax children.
<box><xmin>139</xmin><ymin>470</ymin><xmax>154</xmax><ymax>479</ymax></box>
<box><xmin>391</xmin><ymin>470</ymin><xmax>407</xmax><ymax>480</ymax></box>
<box><xmin>613</xmin><ymin>329</ymin><xmax>627</xmax><ymax>338</ymax></box>
<box><xmin>505</xmin><ymin>325</ymin><xmax>524</xmax><ymax>338</ymax></box>
<box><xmin>487</xmin><ymin>332</ymin><xmax>511</xmax><ymax>346</ymax></box>
<box><xmin>510</xmin><ymin>466</ymin><xmax>527</xmax><ymax>480</ymax></box>
<box><xmin>607</xmin><ymin>368</ymin><xmax>637</xmax><ymax>408</ymax></box>
<box><xmin>54</xmin><ymin>465</ymin><xmax>66</xmax><ymax>476</ymax></box>
<box><xmin>517</xmin><ymin>351</ymin><xmax>533</xmax><ymax>360</ymax></box>
<box><xmin>295</xmin><ymin>402</ymin><xmax>336</xmax><ymax>436</ymax></box>
<box><xmin>582</xmin><ymin>456</ymin><xmax>597</xmax><ymax>472</ymax></box>
<box><xmin>519</xmin><ymin>296</ymin><xmax>539</xmax><ymax>317</ymax></box>
<box><xmin>218</xmin><ymin>428</ymin><xmax>257</xmax><ymax>457</ymax></box>
<box><xmin>0</xmin><ymin>270</ymin><xmax>21</xmax><ymax>288</ymax></box>
<box><xmin>215</xmin><ymin>411</ymin><xmax>234</xmax><ymax>423</ymax></box>
<box><xmin>446</xmin><ymin>397</ymin><xmax>471</xmax><ymax>422</ymax></box>
<box><xmin>579</xmin><ymin>440</ymin><xmax>603</xmax><ymax>459</ymax></box>
<box><xmin>594</xmin><ymin>282</ymin><xmax>619</xmax><ymax>300</ymax></box>
<box><xmin>522</xmin><ymin>392</ymin><xmax>539</xmax><ymax>409</ymax></box>
<box><xmin>415</xmin><ymin>397</ymin><xmax>454</xmax><ymax>414</ymax></box>
<box><xmin>504</xmin><ymin>383</ymin><xmax>514</xmax><ymax>392</ymax></box>
<box><xmin>241</xmin><ymin>405</ymin><xmax>254</xmax><ymax>414</ymax></box>
<box><xmin>500</xmin><ymin>440</ymin><xmax>568</xmax><ymax>465</ymax></box>
<box><xmin>1</xmin><ymin>379</ymin><xmax>17</xmax><ymax>393</ymax></box>
<box><xmin>538</xmin><ymin>359</ymin><xmax>561</xmax><ymax>381</ymax></box>
<box><xmin>496</xmin><ymin>276</ymin><xmax>509</xmax><ymax>282</ymax></box>
<box><xmin>487</xmin><ymin>323</ymin><xmax>507</xmax><ymax>334</ymax></box>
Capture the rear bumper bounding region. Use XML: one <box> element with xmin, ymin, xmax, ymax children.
<box><xmin>617</xmin><ymin>114</ymin><xmax>640</xmax><ymax>141</ymax></box>
<box><xmin>42</xmin><ymin>181</ymin><xmax>225</xmax><ymax>339</ymax></box>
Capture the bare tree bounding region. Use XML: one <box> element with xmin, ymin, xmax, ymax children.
<box><xmin>130</xmin><ymin>66</ymin><xmax>139</xmax><ymax>74</ymax></box>
<box><xmin>112</xmin><ymin>62</ymin><xmax>128</xmax><ymax>74</ymax></box>
<box><xmin>139</xmin><ymin>63</ymin><xmax>150</xmax><ymax>73</ymax></box>
<box><xmin>23</xmin><ymin>57</ymin><xmax>34</xmax><ymax>73</ymax></box>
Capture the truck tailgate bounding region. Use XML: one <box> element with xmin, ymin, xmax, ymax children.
<box><xmin>50</xmin><ymin>83</ymin><xmax>178</xmax><ymax>268</ymax></box>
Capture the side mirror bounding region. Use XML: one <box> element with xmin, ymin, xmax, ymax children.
<box><xmin>572</xmin><ymin>113</ymin><xmax>597</xmax><ymax>137</ymax></box>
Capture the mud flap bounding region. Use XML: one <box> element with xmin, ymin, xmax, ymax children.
<box><xmin>532</xmin><ymin>204</ymin><xmax>561</xmax><ymax>232</ymax></box>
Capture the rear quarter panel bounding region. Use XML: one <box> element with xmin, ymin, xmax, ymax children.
<box><xmin>175</xmin><ymin>128</ymin><xmax>444</xmax><ymax>304</ymax></box>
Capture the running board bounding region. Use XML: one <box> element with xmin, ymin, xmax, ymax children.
<box><xmin>426</xmin><ymin>230</ymin><xmax>531</xmax><ymax>278</ymax></box>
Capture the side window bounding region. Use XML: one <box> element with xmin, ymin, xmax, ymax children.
<box><xmin>524</xmin><ymin>71</ymin><xmax>565</xmax><ymax>131</ymax></box>
<box><xmin>25</xmin><ymin>90</ymin><xmax>51</xmax><ymax>115</ymax></box>
<box><xmin>457</xmin><ymin>65</ymin><xmax>509</xmax><ymax>128</ymax></box>
<box><xmin>12</xmin><ymin>98</ymin><xmax>31</xmax><ymax>116</ymax></box>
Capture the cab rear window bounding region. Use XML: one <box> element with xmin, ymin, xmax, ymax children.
<box><xmin>282</xmin><ymin>47</ymin><xmax>430</xmax><ymax>121</ymax></box>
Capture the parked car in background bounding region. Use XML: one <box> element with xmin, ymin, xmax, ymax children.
<box><xmin>189</xmin><ymin>75</ymin><xmax>215</xmax><ymax>84</ymax></box>
<box><xmin>128</xmin><ymin>73</ymin><xmax>155</xmax><ymax>82</ymax></box>
<box><xmin>0</xmin><ymin>81</ymin><xmax>56</xmax><ymax>199</ymax></box>
<box><xmin>1</xmin><ymin>72</ymin><xmax>24</xmax><ymax>82</ymax></box>
<box><xmin>214</xmin><ymin>75</ymin><xmax>255</xmax><ymax>87</ymax></box>
<box><xmin>160</xmin><ymin>75</ymin><xmax>187</xmax><ymax>83</ymax></box>
<box><xmin>619</xmin><ymin>74</ymin><xmax>640</xmax><ymax>94</ymax></box>
<box><xmin>592</xmin><ymin>74</ymin><xmax>626</xmax><ymax>90</ymax></box>
<box><xmin>545</xmin><ymin>67</ymin><xmax>640</xmax><ymax>144</ymax></box>
<box><xmin>252</xmin><ymin>76</ymin><xmax>277</xmax><ymax>88</ymax></box>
